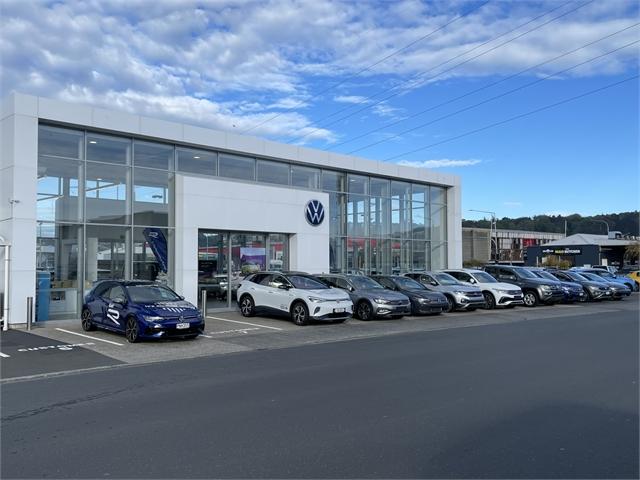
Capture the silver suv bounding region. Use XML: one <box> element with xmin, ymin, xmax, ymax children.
<box><xmin>316</xmin><ymin>274</ymin><xmax>411</xmax><ymax>320</ymax></box>
<box><xmin>404</xmin><ymin>272</ymin><xmax>486</xmax><ymax>312</ymax></box>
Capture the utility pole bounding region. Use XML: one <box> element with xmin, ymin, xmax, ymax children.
<box><xmin>469</xmin><ymin>209</ymin><xmax>497</xmax><ymax>263</ymax></box>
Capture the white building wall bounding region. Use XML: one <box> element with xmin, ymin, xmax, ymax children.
<box><xmin>0</xmin><ymin>93</ymin><xmax>39</xmax><ymax>326</ymax></box>
<box><xmin>446</xmin><ymin>178</ymin><xmax>463</xmax><ymax>268</ymax></box>
<box><xmin>175</xmin><ymin>175</ymin><xmax>329</xmax><ymax>305</ymax></box>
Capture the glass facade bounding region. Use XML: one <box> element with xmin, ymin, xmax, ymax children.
<box><xmin>36</xmin><ymin>124</ymin><xmax>448</xmax><ymax>317</ymax></box>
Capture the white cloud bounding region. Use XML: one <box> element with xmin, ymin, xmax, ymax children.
<box><xmin>398</xmin><ymin>158</ymin><xmax>481</xmax><ymax>168</ymax></box>
<box><xmin>334</xmin><ymin>95</ymin><xmax>370</xmax><ymax>104</ymax></box>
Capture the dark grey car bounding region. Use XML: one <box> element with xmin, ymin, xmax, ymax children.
<box><xmin>404</xmin><ymin>271</ymin><xmax>486</xmax><ymax>313</ymax></box>
<box><xmin>316</xmin><ymin>274</ymin><xmax>411</xmax><ymax>320</ymax></box>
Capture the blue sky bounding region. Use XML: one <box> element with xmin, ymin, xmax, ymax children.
<box><xmin>1</xmin><ymin>0</ymin><xmax>638</xmax><ymax>220</ymax></box>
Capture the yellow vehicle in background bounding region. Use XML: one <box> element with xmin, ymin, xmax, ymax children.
<box><xmin>625</xmin><ymin>270</ymin><xmax>640</xmax><ymax>290</ymax></box>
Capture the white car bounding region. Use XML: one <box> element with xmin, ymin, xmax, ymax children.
<box><xmin>442</xmin><ymin>269</ymin><xmax>524</xmax><ymax>309</ymax></box>
<box><xmin>237</xmin><ymin>272</ymin><xmax>353</xmax><ymax>325</ymax></box>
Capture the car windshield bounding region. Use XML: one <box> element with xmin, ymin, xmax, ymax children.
<box><xmin>473</xmin><ymin>272</ymin><xmax>497</xmax><ymax>283</ymax></box>
<box><xmin>581</xmin><ymin>273</ymin><xmax>603</xmax><ymax>282</ymax></box>
<box><xmin>566</xmin><ymin>272</ymin><xmax>587</xmax><ymax>282</ymax></box>
<box><xmin>537</xmin><ymin>271</ymin><xmax>559</xmax><ymax>281</ymax></box>
<box><xmin>394</xmin><ymin>277</ymin><xmax>425</xmax><ymax>290</ymax></box>
<box><xmin>433</xmin><ymin>273</ymin><xmax>460</xmax><ymax>286</ymax></box>
<box><xmin>126</xmin><ymin>285</ymin><xmax>182</xmax><ymax>303</ymax></box>
<box><xmin>593</xmin><ymin>270</ymin><xmax>614</xmax><ymax>278</ymax></box>
<box><xmin>288</xmin><ymin>275</ymin><xmax>329</xmax><ymax>290</ymax></box>
<box><xmin>516</xmin><ymin>268</ymin><xmax>537</xmax><ymax>279</ymax></box>
<box><xmin>350</xmin><ymin>276</ymin><xmax>383</xmax><ymax>290</ymax></box>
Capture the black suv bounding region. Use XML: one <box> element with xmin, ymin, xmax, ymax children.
<box><xmin>484</xmin><ymin>265</ymin><xmax>564</xmax><ymax>307</ymax></box>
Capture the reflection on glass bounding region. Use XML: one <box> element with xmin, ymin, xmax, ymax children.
<box><xmin>348</xmin><ymin>174</ymin><xmax>368</xmax><ymax>195</ymax></box>
<box><xmin>291</xmin><ymin>166</ymin><xmax>320</xmax><ymax>189</ymax></box>
<box><xmin>134</xmin><ymin>141</ymin><xmax>173</xmax><ymax>170</ymax></box>
<box><xmin>431</xmin><ymin>242</ymin><xmax>447</xmax><ymax>270</ymax></box>
<box><xmin>347</xmin><ymin>195</ymin><xmax>367</xmax><ymax>237</ymax></box>
<box><xmin>86</xmin><ymin>134</ymin><xmax>131</xmax><ymax>165</ymax></box>
<box><xmin>412</xmin><ymin>202</ymin><xmax>426</xmax><ymax>239</ymax></box>
<box><xmin>257</xmin><ymin>160</ymin><xmax>289</xmax><ymax>186</ymax></box>
<box><xmin>219</xmin><ymin>154</ymin><xmax>255</xmax><ymax>181</ymax></box>
<box><xmin>37</xmin><ymin>157</ymin><xmax>82</xmax><ymax>222</ymax></box>
<box><xmin>431</xmin><ymin>204</ymin><xmax>447</xmax><ymax>242</ymax></box>
<box><xmin>412</xmin><ymin>184</ymin><xmax>428</xmax><ymax>203</ymax></box>
<box><xmin>370</xmin><ymin>178</ymin><xmax>390</xmax><ymax>197</ymax></box>
<box><xmin>38</xmin><ymin>126</ymin><xmax>83</xmax><ymax>159</ymax></box>
<box><xmin>85</xmin><ymin>225</ymin><xmax>128</xmax><ymax>283</ymax></box>
<box><xmin>330</xmin><ymin>237</ymin><xmax>346</xmax><ymax>273</ymax></box>
<box><xmin>369</xmin><ymin>196</ymin><xmax>390</xmax><ymax>237</ymax></box>
<box><xmin>198</xmin><ymin>230</ymin><xmax>230</xmax><ymax>310</ymax></box>
<box><xmin>177</xmin><ymin>148</ymin><xmax>217</xmax><ymax>176</ymax></box>
<box><xmin>369</xmin><ymin>239</ymin><xmax>390</xmax><ymax>275</ymax></box>
<box><xmin>267</xmin><ymin>234</ymin><xmax>288</xmax><ymax>271</ymax></box>
<box><xmin>36</xmin><ymin>222</ymin><xmax>82</xmax><ymax>320</ymax></box>
<box><xmin>347</xmin><ymin>237</ymin><xmax>367</xmax><ymax>274</ymax></box>
<box><xmin>133</xmin><ymin>168</ymin><xmax>170</xmax><ymax>226</ymax></box>
<box><xmin>431</xmin><ymin>186</ymin><xmax>446</xmax><ymax>204</ymax></box>
<box><xmin>85</xmin><ymin>162</ymin><xmax>130</xmax><ymax>224</ymax></box>
<box><xmin>322</xmin><ymin>170</ymin><xmax>345</xmax><ymax>192</ymax></box>
<box><xmin>329</xmin><ymin>192</ymin><xmax>346</xmax><ymax>236</ymax></box>
<box><xmin>412</xmin><ymin>241</ymin><xmax>427</xmax><ymax>271</ymax></box>
<box><xmin>133</xmin><ymin>227</ymin><xmax>170</xmax><ymax>282</ymax></box>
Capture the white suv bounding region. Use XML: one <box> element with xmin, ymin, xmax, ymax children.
<box><xmin>237</xmin><ymin>272</ymin><xmax>353</xmax><ymax>325</ymax></box>
<box><xmin>442</xmin><ymin>269</ymin><xmax>524</xmax><ymax>309</ymax></box>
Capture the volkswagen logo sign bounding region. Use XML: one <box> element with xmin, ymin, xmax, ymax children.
<box><xmin>305</xmin><ymin>200</ymin><xmax>325</xmax><ymax>226</ymax></box>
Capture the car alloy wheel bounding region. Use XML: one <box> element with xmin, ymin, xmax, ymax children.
<box><xmin>444</xmin><ymin>296</ymin><xmax>454</xmax><ymax>313</ymax></box>
<box><xmin>81</xmin><ymin>309</ymin><xmax>95</xmax><ymax>331</ymax></box>
<box><xmin>125</xmin><ymin>316</ymin><xmax>140</xmax><ymax>343</ymax></box>
<box><xmin>291</xmin><ymin>301</ymin><xmax>309</xmax><ymax>326</ymax></box>
<box><xmin>357</xmin><ymin>301</ymin><xmax>372</xmax><ymax>320</ymax></box>
<box><xmin>239</xmin><ymin>295</ymin><xmax>255</xmax><ymax>317</ymax></box>
<box><xmin>523</xmin><ymin>291</ymin><xmax>538</xmax><ymax>307</ymax></box>
<box><xmin>483</xmin><ymin>292</ymin><xmax>496</xmax><ymax>310</ymax></box>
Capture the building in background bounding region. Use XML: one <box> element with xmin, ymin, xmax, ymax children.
<box><xmin>0</xmin><ymin>93</ymin><xmax>462</xmax><ymax>325</ymax></box>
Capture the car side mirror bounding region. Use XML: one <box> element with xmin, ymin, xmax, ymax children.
<box><xmin>469</xmin><ymin>278</ymin><xmax>476</xmax><ymax>284</ymax></box>
<box><xmin>178</xmin><ymin>295</ymin><xmax>185</xmax><ymax>300</ymax></box>
<box><xmin>430</xmin><ymin>281</ymin><xmax>438</xmax><ymax>286</ymax></box>
<box><xmin>113</xmin><ymin>296</ymin><xmax>127</xmax><ymax>306</ymax></box>
<box><xmin>278</xmin><ymin>284</ymin><xmax>291</xmax><ymax>290</ymax></box>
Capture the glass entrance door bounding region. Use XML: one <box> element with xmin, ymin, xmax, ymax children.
<box><xmin>198</xmin><ymin>231</ymin><xmax>229</xmax><ymax>310</ymax></box>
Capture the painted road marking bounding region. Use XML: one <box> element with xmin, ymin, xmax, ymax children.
<box><xmin>200</xmin><ymin>334</ymin><xmax>213</xmax><ymax>338</ymax></box>
<box><xmin>55</xmin><ymin>328</ymin><xmax>124</xmax><ymax>346</ymax></box>
<box><xmin>0</xmin><ymin>351</ymin><xmax>10</xmax><ymax>358</ymax></box>
<box><xmin>206</xmin><ymin>315</ymin><xmax>283</xmax><ymax>331</ymax></box>
<box><xmin>17</xmin><ymin>342</ymin><xmax>96</xmax><ymax>353</ymax></box>
<box><xmin>208</xmin><ymin>327</ymin><xmax>261</xmax><ymax>335</ymax></box>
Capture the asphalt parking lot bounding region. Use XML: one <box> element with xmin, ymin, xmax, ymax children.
<box><xmin>1</xmin><ymin>296</ymin><xmax>637</xmax><ymax>382</ymax></box>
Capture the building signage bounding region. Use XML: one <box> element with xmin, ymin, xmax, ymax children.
<box><xmin>542</xmin><ymin>247</ymin><xmax>582</xmax><ymax>255</ymax></box>
<box><xmin>305</xmin><ymin>200</ymin><xmax>325</xmax><ymax>226</ymax></box>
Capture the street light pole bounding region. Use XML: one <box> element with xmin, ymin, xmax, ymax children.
<box><xmin>469</xmin><ymin>209</ymin><xmax>497</xmax><ymax>263</ymax></box>
<box><xmin>592</xmin><ymin>219</ymin><xmax>610</xmax><ymax>237</ymax></box>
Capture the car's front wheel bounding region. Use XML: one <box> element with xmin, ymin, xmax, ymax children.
<box><xmin>291</xmin><ymin>301</ymin><xmax>309</xmax><ymax>326</ymax></box>
<box><xmin>483</xmin><ymin>292</ymin><xmax>496</xmax><ymax>310</ymax></box>
<box><xmin>523</xmin><ymin>290</ymin><xmax>538</xmax><ymax>307</ymax></box>
<box><xmin>81</xmin><ymin>308</ymin><xmax>96</xmax><ymax>331</ymax></box>
<box><xmin>444</xmin><ymin>296</ymin><xmax>455</xmax><ymax>313</ymax></box>
<box><xmin>125</xmin><ymin>316</ymin><xmax>140</xmax><ymax>343</ymax></box>
<box><xmin>239</xmin><ymin>295</ymin><xmax>255</xmax><ymax>317</ymax></box>
<box><xmin>356</xmin><ymin>301</ymin><xmax>373</xmax><ymax>320</ymax></box>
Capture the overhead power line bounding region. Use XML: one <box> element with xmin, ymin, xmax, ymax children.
<box><xmin>383</xmin><ymin>74</ymin><xmax>639</xmax><ymax>162</ymax></box>
<box><xmin>289</xmin><ymin>0</ymin><xmax>591</xmax><ymax>144</ymax></box>
<box><xmin>346</xmin><ymin>39</ymin><xmax>639</xmax><ymax>154</ymax></box>
<box><xmin>329</xmin><ymin>22</ymin><xmax>640</xmax><ymax>152</ymax></box>
<box><xmin>239</xmin><ymin>0</ymin><xmax>491</xmax><ymax>134</ymax></box>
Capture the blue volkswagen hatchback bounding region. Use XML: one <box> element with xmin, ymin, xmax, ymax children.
<box><xmin>82</xmin><ymin>281</ymin><xmax>204</xmax><ymax>343</ymax></box>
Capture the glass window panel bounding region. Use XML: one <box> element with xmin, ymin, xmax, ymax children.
<box><xmin>85</xmin><ymin>225</ymin><xmax>129</xmax><ymax>283</ymax></box>
<box><xmin>37</xmin><ymin>157</ymin><xmax>82</xmax><ymax>223</ymax></box>
<box><xmin>347</xmin><ymin>174</ymin><xmax>368</xmax><ymax>195</ymax></box>
<box><xmin>177</xmin><ymin>148</ymin><xmax>217</xmax><ymax>176</ymax></box>
<box><xmin>86</xmin><ymin>134</ymin><xmax>131</xmax><ymax>165</ymax></box>
<box><xmin>267</xmin><ymin>233</ymin><xmax>288</xmax><ymax>271</ymax></box>
<box><xmin>231</xmin><ymin>233</ymin><xmax>266</xmax><ymax>279</ymax></box>
<box><xmin>369</xmin><ymin>196</ymin><xmax>390</xmax><ymax>237</ymax></box>
<box><xmin>412</xmin><ymin>201</ymin><xmax>426</xmax><ymax>240</ymax></box>
<box><xmin>431</xmin><ymin>242</ymin><xmax>447</xmax><ymax>270</ymax></box>
<box><xmin>257</xmin><ymin>160</ymin><xmax>289</xmax><ymax>186</ymax></box>
<box><xmin>85</xmin><ymin>162</ymin><xmax>130</xmax><ymax>224</ymax></box>
<box><xmin>347</xmin><ymin>237</ymin><xmax>367</xmax><ymax>274</ymax></box>
<box><xmin>133</xmin><ymin>227</ymin><xmax>171</xmax><ymax>282</ymax></box>
<box><xmin>291</xmin><ymin>165</ymin><xmax>320</xmax><ymax>189</ymax></box>
<box><xmin>390</xmin><ymin>240</ymin><xmax>411</xmax><ymax>274</ymax></box>
<box><xmin>412</xmin><ymin>241</ymin><xmax>427</xmax><ymax>271</ymax></box>
<box><xmin>321</xmin><ymin>170</ymin><xmax>345</xmax><ymax>192</ymax></box>
<box><xmin>198</xmin><ymin>230</ymin><xmax>230</xmax><ymax>310</ymax></box>
<box><xmin>219</xmin><ymin>154</ymin><xmax>255</xmax><ymax>181</ymax></box>
<box><xmin>370</xmin><ymin>178</ymin><xmax>390</xmax><ymax>197</ymax></box>
<box><xmin>133</xmin><ymin>168</ymin><xmax>170</xmax><ymax>227</ymax></box>
<box><xmin>329</xmin><ymin>192</ymin><xmax>346</xmax><ymax>236</ymax></box>
<box><xmin>391</xmin><ymin>181</ymin><xmax>411</xmax><ymax>198</ymax></box>
<box><xmin>36</xmin><ymin>223</ymin><xmax>82</xmax><ymax>320</ymax></box>
<box><xmin>431</xmin><ymin>204</ymin><xmax>447</xmax><ymax>242</ymax></box>
<box><xmin>329</xmin><ymin>237</ymin><xmax>346</xmax><ymax>273</ymax></box>
<box><xmin>369</xmin><ymin>238</ymin><xmax>390</xmax><ymax>275</ymax></box>
<box><xmin>412</xmin><ymin>184</ymin><xmax>428</xmax><ymax>203</ymax></box>
<box><xmin>391</xmin><ymin>197</ymin><xmax>411</xmax><ymax>238</ymax></box>
<box><xmin>38</xmin><ymin>126</ymin><xmax>83</xmax><ymax>159</ymax></box>
<box><xmin>134</xmin><ymin>141</ymin><xmax>173</xmax><ymax>170</ymax></box>
<box><xmin>430</xmin><ymin>185</ymin><xmax>446</xmax><ymax>204</ymax></box>
<box><xmin>347</xmin><ymin>194</ymin><xmax>368</xmax><ymax>237</ymax></box>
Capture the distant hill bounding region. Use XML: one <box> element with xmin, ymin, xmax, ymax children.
<box><xmin>462</xmin><ymin>211</ymin><xmax>639</xmax><ymax>236</ymax></box>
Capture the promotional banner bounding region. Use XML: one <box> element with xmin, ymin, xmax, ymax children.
<box><xmin>143</xmin><ymin>228</ymin><xmax>169</xmax><ymax>273</ymax></box>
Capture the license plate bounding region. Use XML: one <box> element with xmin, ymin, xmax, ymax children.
<box><xmin>176</xmin><ymin>322</ymin><xmax>190</xmax><ymax>329</ymax></box>
<box><xmin>333</xmin><ymin>308</ymin><xmax>346</xmax><ymax>313</ymax></box>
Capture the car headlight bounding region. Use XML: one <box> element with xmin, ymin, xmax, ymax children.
<box><xmin>562</xmin><ymin>286</ymin><xmax>569</xmax><ymax>292</ymax></box>
<box><xmin>453</xmin><ymin>290</ymin><xmax>467</xmax><ymax>295</ymax></box>
<box><xmin>373</xmin><ymin>298</ymin><xmax>390</xmax><ymax>304</ymax></box>
<box><xmin>307</xmin><ymin>296</ymin><xmax>330</xmax><ymax>303</ymax></box>
<box><xmin>496</xmin><ymin>289</ymin><xmax>511</xmax><ymax>294</ymax></box>
<box><xmin>143</xmin><ymin>315</ymin><xmax>163</xmax><ymax>322</ymax></box>
<box><xmin>541</xmin><ymin>285</ymin><xmax>551</xmax><ymax>291</ymax></box>
<box><xmin>417</xmin><ymin>297</ymin><xmax>431</xmax><ymax>303</ymax></box>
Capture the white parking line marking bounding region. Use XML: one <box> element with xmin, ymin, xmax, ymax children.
<box><xmin>200</xmin><ymin>334</ymin><xmax>213</xmax><ymax>338</ymax></box>
<box><xmin>208</xmin><ymin>327</ymin><xmax>261</xmax><ymax>335</ymax></box>
<box><xmin>206</xmin><ymin>316</ymin><xmax>283</xmax><ymax>331</ymax></box>
<box><xmin>0</xmin><ymin>351</ymin><xmax>10</xmax><ymax>358</ymax></box>
<box><xmin>55</xmin><ymin>328</ymin><xmax>124</xmax><ymax>346</ymax></box>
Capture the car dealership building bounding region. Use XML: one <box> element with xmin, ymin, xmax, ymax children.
<box><xmin>0</xmin><ymin>93</ymin><xmax>461</xmax><ymax>326</ymax></box>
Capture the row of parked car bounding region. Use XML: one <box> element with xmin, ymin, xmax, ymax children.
<box><xmin>79</xmin><ymin>266</ymin><xmax>637</xmax><ymax>342</ymax></box>
<box><xmin>236</xmin><ymin>265</ymin><xmax>637</xmax><ymax>326</ymax></box>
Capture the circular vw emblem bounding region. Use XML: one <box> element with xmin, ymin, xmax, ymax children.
<box><xmin>305</xmin><ymin>200</ymin><xmax>325</xmax><ymax>226</ymax></box>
